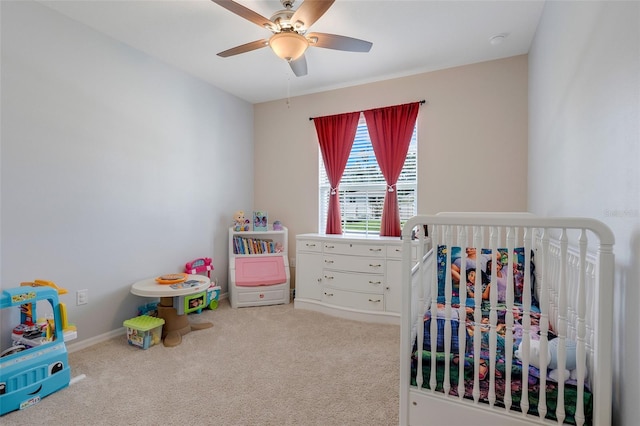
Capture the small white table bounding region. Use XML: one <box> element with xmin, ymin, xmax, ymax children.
<box><xmin>131</xmin><ymin>274</ymin><xmax>213</xmax><ymax>347</ymax></box>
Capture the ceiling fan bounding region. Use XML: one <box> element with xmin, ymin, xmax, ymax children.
<box><xmin>211</xmin><ymin>0</ymin><xmax>373</xmax><ymax>77</ymax></box>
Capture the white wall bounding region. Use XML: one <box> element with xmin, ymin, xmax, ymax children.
<box><xmin>0</xmin><ymin>1</ymin><xmax>253</xmax><ymax>347</ymax></box>
<box><xmin>528</xmin><ymin>1</ymin><xmax>640</xmax><ymax>425</ymax></box>
<box><xmin>254</xmin><ymin>55</ymin><xmax>529</xmax><ymax>259</ymax></box>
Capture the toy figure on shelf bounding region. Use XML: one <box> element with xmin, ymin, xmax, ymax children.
<box><xmin>233</xmin><ymin>210</ymin><xmax>250</xmax><ymax>231</ymax></box>
<box><xmin>273</xmin><ymin>220</ymin><xmax>284</xmax><ymax>231</ymax></box>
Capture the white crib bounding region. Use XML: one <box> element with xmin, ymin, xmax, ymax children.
<box><xmin>400</xmin><ymin>213</ymin><xmax>614</xmax><ymax>426</ymax></box>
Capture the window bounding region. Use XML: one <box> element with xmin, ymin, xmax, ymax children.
<box><xmin>319</xmin><ymin>114</ymin><xmax>417</xmax><ymax>235</ymax></box>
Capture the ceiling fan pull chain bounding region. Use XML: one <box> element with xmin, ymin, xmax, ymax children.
<box><xmin>286</xmin><ymin>75</ymin><xmax>291</xmax><ymax>108</ymax></box>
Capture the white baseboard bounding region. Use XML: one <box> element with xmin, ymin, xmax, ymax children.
<box><xmin>66</xmin><ymin>292</ymin><xmax>230</xmax><ymax>353</ymax></box>
<box><xmin>66</xmin><ymin>327</ymin><xmax>125</xmax><ymax>353</ymax></box>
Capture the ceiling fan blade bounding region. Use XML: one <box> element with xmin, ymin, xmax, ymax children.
<box><xmin>217</xmin><ymin>39</ymin><xmax>269</xmax><ymax>58</ymax></box>
<box><xmin>289</xmin><ymin>55</ymin><xmax>308</xmax><ymax>77</ymax></box>
<box><xmin>211</xmin><ymin>0</ymin><xmax>275</xmax><ymax>30</ymax></box>
<box><xmin>307</xmin><ymin>32</ymin><xmax>372</xmax><ymax>52</ymax></box>
<box><xmin>290</xmin><ymin>0</ymin><xmax>335</xmax><ymax>30</ymax></box>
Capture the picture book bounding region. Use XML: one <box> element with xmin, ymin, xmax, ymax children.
<box><xmin>253</xmin><ymin>211</ymin><xmax>268</xmax><ymax>231</ymax></box>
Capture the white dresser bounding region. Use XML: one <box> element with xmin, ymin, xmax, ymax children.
<box><xmin>294</xmin><ymin>233</ymin><xmax>428</xmax><ymax>324</ymax></box>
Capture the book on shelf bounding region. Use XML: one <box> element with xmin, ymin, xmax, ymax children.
<box><xmin>233</xmin><ymin>235</ymin><xmax>277</xmax><ymax>255</ymax></box>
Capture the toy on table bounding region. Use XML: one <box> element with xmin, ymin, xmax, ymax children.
<box><xmin>155</xmin><ymin>273</ymin><xmax>188</xmax><ymax>285</ymax></box>
<box><xmin>184</xmin><ymin>257</ymin><xmax>214</xmax><ymax>278</ymax></box>
<box><xmin>233</xmin><ymin>210</ymin><xmax>250</xmax><ymax>231</ymax></box>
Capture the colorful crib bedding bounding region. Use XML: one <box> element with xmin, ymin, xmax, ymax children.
<box><xmin>411</xmin><ymin>302</ymin><xmax>593</xmax><ymax>425</ymax></box>
<box><xmin>410</xmin><ymin>244</ymin><xmax>593</xmax><ymax>425</ymax></box>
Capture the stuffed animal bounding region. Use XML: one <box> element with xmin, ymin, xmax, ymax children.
<box><xmin>548</xmin><ymin>338</ymin><xmax>585</xmax><ymax>382</ymax></box>
<box><xmin>233</xmin><ymin>210</ymin><xmax>249</xmax><ymax>231</ymax></box>
<box><xmin>515</xmin><ymin>338</ymin><xmax>584</xmax><ymax>383</ymax></box>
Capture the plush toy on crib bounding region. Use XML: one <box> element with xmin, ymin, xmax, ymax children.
<box><xmin>233</xmin><ymin>210</ymin><xmax>250</xmax><ymax>231</ymax></box>
<box><xmin>515</xmin><ymin>338</ymin><xmax>584</xmax><ymax>383</ymax></box>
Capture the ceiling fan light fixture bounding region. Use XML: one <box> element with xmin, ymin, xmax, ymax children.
<box><xmin>269</xmin><ymin>32</ymin><xmax>309</xmax><ymax>62</ymax></box>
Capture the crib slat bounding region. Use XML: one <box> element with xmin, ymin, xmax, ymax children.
<box><xmin>519</xmin><ymin>227</ymin><xmax>533</xmax><ymax>417</ymax></box>
<box><xmin>574</xmin><ymin>229</ymin><xmax>588</xmax><ymax>426</ymax></box>
<box><xmin>487</xmin><ymin>226</ymin><xmax>498</xmax><ymax>407</ymax></box>
<box><xmin>457</xmin><ymin>226</ymin><xmax>469</xmax><ymax>400</ymax></box>
<box><xmin>556</xmin><ymin>229</ymin><xmax>569</xmax><ymax>424</ymax></box>
<box><xmin>503</xmin><ymin>226</ymin><xmax>516</xmax><ymax>412</ymax></box>
<box><xmin>538</xmin><ymin>228</ymin><xmax>550</xmax><ymax>420</ymax></box>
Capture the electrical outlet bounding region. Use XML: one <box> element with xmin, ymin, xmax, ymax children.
<box><xmin>76</xmin><ymin>289</ymin><xmax>88</xmax><ymax>305</ymax></box>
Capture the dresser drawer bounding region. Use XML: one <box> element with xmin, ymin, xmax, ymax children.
<box><xmin>321</xmin><ymin>287</ymin><xmax>384</xmax><ymax>312</ymax></box>
<box><xmin>323</xmin><ymin>254</ymin><xmax>385</xmax><ymax>274</ymax></box>
<box><xmin>297</xmin><ymin>239</ymin><xmax>322</xmax><ymax>253</ymax></box>
<box><xmin>323</xmin><ymin>242</ymin><xmax>385</xmax><ymax>257</ymax></box>
<box><xmin>385</xmin><ymin>244</ymin><xmax>405</xmax><ymax>259</ymax></box>
<box><xmin>322</xmin><ymin>270</ymin><xmax>384</xmax><ymax>294</ymax></box>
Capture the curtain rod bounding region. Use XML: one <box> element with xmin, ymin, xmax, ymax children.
<box><xmin>309</xmin><ymin>99</ymin><xmax>427</xmax><ymax>121</ymax></box>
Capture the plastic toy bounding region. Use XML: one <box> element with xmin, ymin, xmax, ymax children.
<box><xmin>123</xmin><ymin>315</ymin><xmax>165</xmax><ymax>349</ymax></box>
<box><xmin>233</xmin><ymin>210</ymin><xmax>250</xmax><ymax>231</ymax></box>
<box><xmin>184</xmin><ymin>257</ymin><xmax>214</xmax><ymax>278</ymax></box>
<box><xmin>155</xmin><ymin>273</ymin><xmax>188</xmax><ymax>285</ymax></box>
<box><xmin>273</xmin><ymin>220</ymin><xmax>284</xmax><ymax>231</ymax></box>
<box><xmin>138</xmin><ymin>301</ymin><xmax>159</xmax><ymax>317</ymax></box>
<box><xmin>174</xmin><ymin>282</ymin><xmax>221</xmax><ymax>315</ymax></box>
<box><xmin>0</xmin><ymin>284</ymin><xmax>73</xmax><ymax>415</ymax></box>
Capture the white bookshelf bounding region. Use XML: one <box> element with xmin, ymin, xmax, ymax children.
<box><xmin>228</xmin><ymin>225</ymin><xmax>290</xmax><ymax>308</ymax></box>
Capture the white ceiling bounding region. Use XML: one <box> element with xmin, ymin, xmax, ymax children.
<box><xmin>39</xmin><ymin>0</ymin><xmax>545</xmax><ymax>104</ymax></box>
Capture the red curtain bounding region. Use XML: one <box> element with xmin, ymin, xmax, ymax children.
<box><xmin>314</xmin><ymin>112</ymin><xmax>360</xmax><ymax>234</ymax></box>
<box><xmin>364</xmin><ymin>102</ymin><xmax>420</xmax><ymax>236</ymax></box>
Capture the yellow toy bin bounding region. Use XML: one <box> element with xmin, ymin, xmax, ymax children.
<box><xmin>123</xmin><ymin>315</ymin><xmax>165</xmax><ymax>349</ymax></box>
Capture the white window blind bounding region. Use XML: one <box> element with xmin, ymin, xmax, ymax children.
<box><xmin>319</xmin><ymin>114</ymin><xmax>417</xmax><ymax>235</ymax></box>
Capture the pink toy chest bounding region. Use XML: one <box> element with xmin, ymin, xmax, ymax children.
<box><xmin>235</xmin><ymin>256</ymin><xmax>286</xmax><ymax>287</ymax></box>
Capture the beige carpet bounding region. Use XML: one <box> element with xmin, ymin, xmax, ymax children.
<box><xmin>2</xmin><ymin>299</ymin><xmax>400</xmax><ymax>425</ymax></box>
